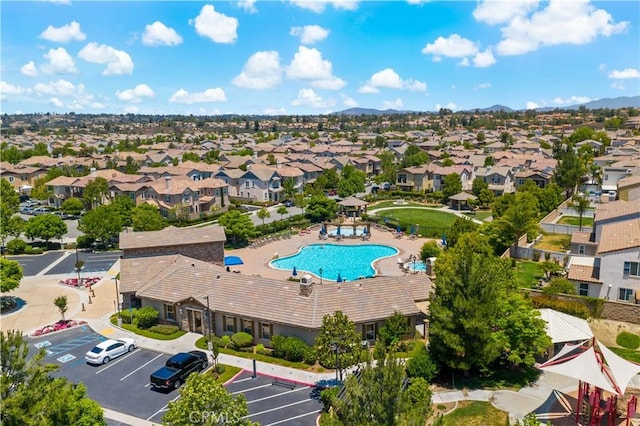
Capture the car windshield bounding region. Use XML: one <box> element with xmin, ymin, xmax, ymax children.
<box><xmin>90</xmin><ymin>347</ymin><xmax>104</xmax><ymax>354</ymax></box>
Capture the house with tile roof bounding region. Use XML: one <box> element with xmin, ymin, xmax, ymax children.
<box><xmin>142</xmin><ymin>175</ymin><xmax>229</xmax><ymax>218</ymax></box>
<box><xmin>0</xmin><ymin>162</ymin><xmax>48</xmax><ymax>194</ymax></box>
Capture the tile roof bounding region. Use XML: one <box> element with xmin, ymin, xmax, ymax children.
<box><xmin>595</xmin><ymin>199</ymin><xmax>640</xmax><ymax>222</ymax></box>
<box><xmin>119</xmin><ymin>225</ymin><xmax>226</xmax><ymax>251</ymax></box>
<box><xmin>567</xmin><ymin>264</ymin><xmax>601</xmax><ymax>283</ymax></box>
<box><xmin>123</xmin><ymin>255</ymin><xmax>432</xmax><ymax>328</ymax></box>
<box><xmin>571</xmin><ymin>232</ymin><xmax>596</xmax><ymax>245</ymax></box>
<box><xmin>597</xmin><ymin>219</ymin><xmax>640</xmax><ymax>254</ymax></box>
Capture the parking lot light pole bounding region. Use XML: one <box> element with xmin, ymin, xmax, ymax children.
<box><xmin>112</xmin><ymin>275</ymin><xmax>121</xmax><ymax>326</ymax></box>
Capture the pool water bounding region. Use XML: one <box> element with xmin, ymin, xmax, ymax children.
<box><xmin>270</xmin><ymin>244</ymin><xmax>398</xmax><ymax>281</ymax></box>
<box><xmin>406</xmin><ymin>261</ymin><xmax>426</xmax><ymax>272</ymax></box>
<box><xmin>328</xmin><ymin>227</ymin><xmax>365</xmax><ymax>237</ymax></box>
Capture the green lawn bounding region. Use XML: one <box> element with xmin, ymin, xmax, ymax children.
<box><xmin>371</xmin><ymin>208</ymin><xmax>457</xmax><ymax>237</ymax></box>
<box><xmin>442</xmin><ymin>401</ymin><xmax>508</xmax><ymax>426</ymax></box>
<box><xmin>609</xmin><ymin>347</ymin><xmax>640</xmax><ymax>363</ymax></box>
<box><xmin>533</xmin><ymin>233</ymin><xmax>571</xmax><ymax>252</ymax></box>
<box><xmin>556</xmin><ymin>216</ymin><xmax>594</xmax><ymax>227</ymax></box>
<box><xmin>516</xmin><ymin>261</ymin><xmax>544</xmax><ymax>288</ymax></box>
<box><xmin>110</xmin><ymin>317</ymin><xmax>186</xmax><ymax>340</ymax></box>
<box><xmin>208</xmin><ymin>364</ymin><xmax>242</xmax><ymax>384</ymax></box>
<box><xmin>369</xmin><ymin>200</ymin><xmax>427</xmax><ymax>210</ymax></box>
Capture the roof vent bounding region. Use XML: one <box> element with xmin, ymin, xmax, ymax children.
<box><xmin>216</xmin><ymin>274</ymin><xmax>220</xmax><ymax>280</ymax></box>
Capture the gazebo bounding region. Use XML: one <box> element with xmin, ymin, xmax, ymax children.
<box><xmin>337</xmin><ymin>196</ymin><xmax>369</xmax><ymax>218</ymax></box>
<box><xmin>537</xmin><ymin>337</ymin><xmax>640</xmax><ymax>425</ymax></box>
<box><xmin>448</xmin><ymin>191</ymin><xmax>477</xmax><ymax>210</ymax></box>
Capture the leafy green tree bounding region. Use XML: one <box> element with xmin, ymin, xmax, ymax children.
<box><xmin>570</xmin><ymin>195</ymin><xmax>590</xmax><ymax>231</ymax></box>
<box><xmin>554</xmin><ymin>146</ymin><xmax>583</xmax><ymax>198</ymax></box>
<box><xmin>282</xmin><ymin>178</ymin><xmax>297</xmax><ymax>200</ymax></box>
<box><xmin>446</xmin><ymin>216</ymin><xmax>479</xmax><ymax>249</ymax></box>
<box><xmin>181</xmin><ymin>152</ymin><xmax>201</xmax><ymax>163</ymax></box>
<box><xmin>491</xmin><ymin>193</ymin><xmax>515</xmax><ymax>219</ymax></box>
<box><xmin>542</xmin><ymin>277</ymin><xmax>576</xmax><ymax>295</ymax></box>
<box><xmin>6</xmin><ymin>216</ymin><xmax>26</xmax><ymax>239</ymax></box>
<box><xmin>540</xmin><ymin>260</ymin><xmax>562</xmax><ymax>280</ymax></box>
<box><xmin>428</xmin><ymin>233</ymin><xmax>512</xmax><ymax>372</ymax></box>
<box><xmin>379</xmin><ymin>311</ymin><xmax>410</xmax><ymax>347</ymax></box>
<box><xmin>1</xmin><ymin>330</ymin><xmax>106</xmax><ymax>426</ymax></box>
<box><xmin>305</xmin><ymin>195</ymin><xmax>338</xmax><ymax>222</ymax></box>
<box><xmin>1</xmin><ymin>178</ymin><xmax>19</xmax><ymax>214</ymax></box>
<box><xmin>109</xmin><ymin>195</ymin><xmax>134</xmax><ymax>227</ymax></box>
<box><xmin>257</xmin><ymin>207</ymin><xmax>270</xmax><ymax>225</ymax></box>
<box><xmin>1</xmin><ymin>258</ymin><xmax>23</xmax><ymax>293</ymax></box>
<box><xmin>323</xmin><ymin>169</ymin><xmax>340</xmax><ymax>189</ymax></box>
<box><xmin>337</xmin><ymin>165</ymin><xmax>365</xmax><ymax>198</ymax></box>
<box><xmin>419</xmin><ymin>241</ymin><xmax>441</xmax><ymax>261</ymax></box>
<box><xmin>83</xmin><ymin>177</ymin><xmax>109</xmax><ymax>209</ymax></box>
<box><xmin>478</xmin><ymin>188</ymin><xmax>495</xmax><ymax>208</ymax></box>
<box><xmin>54</xmin><ymin>295</ymin><xmax>68</xmax><ymax>321</ymax></box>
<box><xmin>442</xmin><ymin>173</ymin><xmax>462</xmax><ymax>200</ymax></box>
<box><xmin>163</xmin><ymin>372</ymin><xmax>256</xmax><ymax>426</ymax></box>
<box><xmin>32</xmin><ymin>142</ymin><xmax>49</xmax><ymax>157</ymax></box>
<box><xmin>218</xmin><ymin>209</ymin><xmax>256</xmax><ymax>246</ymax></box>
<box><xmin>276</xmin><ymin>205</ymin><xmax>288</xmax><ymax>221</ymax></box>
<box><xmin>124</xmin><ymin>156</ymin><xmax>140</xmax><ymax>174</ymax></box>
<box><xmin>538</xmin><ymin>183</ymin><xmax>564</xmax><ymax>216</ymax></box>
<box><xmin>375</xmin><ymin>151</ymin><xmax>399</xmax><ymax>185</ymax></box>
<box><xmin>131</xmin><ymin>204</ymin><xmax>166</xmax><ymax>231</ymax></box>
<box><xmin>499</xmin><ymin>192</ymin><xmax>540</xmax><ymax>258</ymax></box>
<box><xmin>471</xmin><ymin>177</ymin><xmax>488</xmax><ymax>197</ymax></box>
<box><xmin>61</xmin><ymin>198</ymin><xmax>84</xmax><ymax>216</ymax></box>
<box><xmin>402</xmin><ymin>144</ymin><xmax>429</xmax><ymax>167</ymax></box>
<box><xmin>293</xmin><ymin>193</ymin><xmax>308</xmax><ymax>213</ymax></box>
<box><xmin>78</xmin><ymin>205</ymin><xmax>123</xmax><ymax>245</ymax></box>
<box><xmin>406</xmin><ymin>345</ymin><xmax>439</xmax><ymax>382</ymax></box>
<box><xmin>314</xmin><ymin>311</ymin><xmax>362</xmax><ymax>376</ymax></box>
<box><xmin>24</xmin><ymin>214</ymin><xmax>68</xmax><ymax>244</ymax></box>
<box><xmin>514</xmin><ymin>413</ymin><xmax>552</xmax><ymax>426</ymax></box>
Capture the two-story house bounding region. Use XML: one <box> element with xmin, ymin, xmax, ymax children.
<box><xmin>430</xmin><ymin>165</ymin><xmax>473</xmax><ymax>192</ymax></box>
<box><xmin>395</xmin><ymin>166</ymin><xmax>432</xmax><ymax>192</ymax></box>
<box><xmin>142</xmin><ymin>176</ymin><xmax>229</xmax><ymax>218</ymax></box>
<box><xmin>0</xmin><ymin>162</ymin><xmax>48</xmax><ymax>194</ymax></box>
<box><xmin>237</xmin><ymin>164</ymin><xmax>282</xmax><ymax>202</ymax></box>
<box><xmin>473</xmin><ymin>166</ymin><xmax>515</xmax><ymax>196</ymax></box>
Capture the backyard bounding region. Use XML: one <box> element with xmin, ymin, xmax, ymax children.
<box><xmin>556</xmin><ymin>216</ymin><xmax>594</xmax><ymax>227</ymax></box>
<box><xmin>516</xmin><ymin>261</ymin><xmax>544</xmax><ymax>288</ymax></box>
<box><xmin>533</xmin><ymin>233</ymin><xmax>571</xmax><ymax>252</ymax></box>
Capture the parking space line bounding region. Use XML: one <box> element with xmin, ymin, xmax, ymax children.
<box><xmin>263</xmin><ymin>410</ymin><xmax>321</xmax><ymax>426</ymax></box>
<box><xmin>95</xmin><ymin>351</ymin><xmax>139</xmax><ymax>374</ymax></box>
<box><xmin>233</xmin><ymin>377</ymin><xmax>254</xmax><ymax>384</ymax></box>
<box><xmin>46</xmin><ymin>334</ymin><xmax>104</xmax><ymax>355</ymax></box>
<box><xmin>243</xmin><ymin>399</ymin><xmax>314</xmax><ymax>418</ymax></box>
<box><xmin>146</xmin><ymin>394</ymin><xmax>181</xmax><ymax>421</ymax></box>
<box><xmin>120</xmin><ymin>354</ymin><xmax>163</xmax><ymax>381</ymax></box>
<box><xmin>231</xmin><ymin>383</ymin><xmax>272</xmax><ymax>395</ymax></box>
<box><xmin>247</xmin><ymin>386</ymin><xmax>310</xmax><ymax>404</ymax></box>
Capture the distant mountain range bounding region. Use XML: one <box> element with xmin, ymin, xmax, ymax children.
<box><xmin>332</xmin><ymin>96</ymin><xmax>639</xmax><ymax>115</ymax></box>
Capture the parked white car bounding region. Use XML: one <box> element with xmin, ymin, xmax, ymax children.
<box><xmin>85</xmin><ymin>338</ymin><xmax>136</xmax><ymax>364</ymax></box>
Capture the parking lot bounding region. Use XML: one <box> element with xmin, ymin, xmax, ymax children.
<box><xmin>8</xmin><ymin>250</ymin><xmax>121</xmax><ymax>277</ymax></box>
<box><xmin>226</xmin><ymin>371</ymin><xmax>322</xmax><ymax>425</ymax></box>
<box><xmin>28</xmin><ymin>326</ymin><xmax>178</xmax><ymax>424</ymax></box>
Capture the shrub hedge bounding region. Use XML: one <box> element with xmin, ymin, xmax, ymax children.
<box><xmin>529</xmin><ymin>295</ymin><xmax>591</xmax><ymax>319</ymax></box>
<box><xmin>616</xmin><ymin>332</ymin><xmax>640</xmax><ymax>350</ymax></box>
<box><xmin>134</xmin><ymin>306</ymin><xmax>159</xmax><ymax>329</ymax></box>
<box><xmin>147</xmin><ymin>324</ymin><xmax>180</xmax><ymax>335</ymax></box>
<box><xmin>231</xmin><ymin>332</ymin><xmax>254</xmax><ymax>348</ymax></box>
<box><xmin>6</xmin><ymin>239</ymin><xmax>27</xmax><ymax>254</ymax></box>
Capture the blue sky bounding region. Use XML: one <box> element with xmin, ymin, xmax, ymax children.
<box><xmin>1</xmin><ymin>0</ymin><xmax>639</xmax><ymax>115</ymax></box>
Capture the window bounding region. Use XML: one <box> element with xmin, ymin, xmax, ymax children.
<box><xmin>619</xmin><ymin>288</ymin><xmax>634</xmax><ymax>302</ymax></box>
<box><xmin>129</xmin><ymin>192</ymin><xmax>135</xmax><ymax>200</ymax></box>
<box><xmin>224</xmin><ymin>315</ymin><xmax>235</xmax><ymax>334</ymax></box>
<box><xmin>623</xmin><ymin>261</ymin><xmax>640</xmax><ymax>277</ymax></box>
<box><xmin>245</xmin><ymin>181</ymin><xmax>250</xmax><ymax>188</ymax></box>
<box><xmin>8</xmin><ymin>176</ymin><xmax>14</xmax><ymax>182</ymax></box>
<box><xmin>364</xmin><ymin>323</ymin><xmax>376</xmax><ymax>341</ymax></box>
<box><xmin>242</xmin><ymin>319</ymin><xmax>253</xmax><ymax>335</ymax></box>
<box><xmin>164</xmin><ymin>195</ymin><xmax>171</xmax><ymax>203</ymax></box>
<box><xmin>579</xmin><ymin>283</ymin><xmax>589</xmax><ymax>297</ymax></box>
<box><xmin>604</xmin><ymin>174</ymin><xmax>609</xmax><ymax>181</ymax></box>
<box><xmin>578</xmin><ymin>245</ymin><xmax>585</xmax><ymax>255</ymax></box>
<box><xmin>259</xmin><ymin>322</ymin><xmax>272</xmax><ymax>340</ymax></box>
<box><xmin>165</xmin><ymin>304</ymin><xmax>175</xmax><ymax>321</ymax></box>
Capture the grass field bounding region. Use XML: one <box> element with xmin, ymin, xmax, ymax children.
<box><xmin>534</xmin><ymin>233</ymin><xmax>571</xmax><ymax>252</ymax></box>
<box><xmin>463</xmin><ymin>210</ymin><xmax>493</xmax><ymax>221</ymax></box>
<box><xmin>516</xmin><ymin>261</ymin><xmax>544</xmax><ymax>288</ymax></box>
<box><xmin>556</xmin><ymin>216</ymin><xmax>594</xmax><ymax>227</ymax></box>
<box><xmin>609</xmin><ymin>347</ymin><xmax>640</xmax><ymax>363</ymax></box>
<box><xmin>369</xmin><ymin>200</ymin><xmax>431</xmax><ymax>210</ymax></box>
<box><xmin>441</xmin><ymin>401</ymin><xmax>508</xmax><ymax>426</ymax></box>
<box><xmin>371</xmin><ymin>207</ymin><xmax>458</xmax><ymax>237</ymax></box>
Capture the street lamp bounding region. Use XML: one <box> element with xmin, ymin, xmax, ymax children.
<box><xmin>330</xmin><ymin>341</ymin><xmax>340</xmax><ymax>384</ymax></box>
<box><xmin>112</xmin><ymin>276</ymin><xmax>120</xmax><ymax>318</ymax></box>
<box><xmin>319</xmin><ymin>267</ymin><xmax>323</xmax><ymax>285</ymax></box>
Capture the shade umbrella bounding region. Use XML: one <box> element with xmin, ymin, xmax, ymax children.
<box><xmin>292</xmin><ymin>266</ymin><xmax>298</xmax><ymax>277</ymax></box>
<box><xmin>336</xmin><ymin>226</ymin><xmax>341</xmax><ymax>235</ymax></box>
<box><xmin>441</xmin><ymin>232</ymin><xmax>447</xmax><ymax>246</ymax></box>
<box><xmin>397</xmin><ymin>225</ymin><xmax>402</xmax><ymax>233</ymax></box>
<box><xmin>410</xmin><ymin>224</ymin><xmax>415</xmax><ymax>235</ymax></box>
<box><xmin>224</xmin><ymin>255</ymin><xmax>244</xmax><ymax>266</ymax></box>
<box><xmin>336</xmin><ymin>273</ymin><xmax>343</xmax><ymax>283</ymax></box>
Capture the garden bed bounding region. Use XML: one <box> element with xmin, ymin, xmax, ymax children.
<box><xmin>59</xmin><ymin>276</ymin><xmax>102</xmax><ymax>288</ymax></box>
<box><xmin>31</xmin><ymin>319</ymin><xmax>87</xmax><ymax>337</ymax></box>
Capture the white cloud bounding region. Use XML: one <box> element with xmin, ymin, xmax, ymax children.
<box><xmin>291</xmin><ymin>88</ymin><xmax>334</xmax><ymax>108</ymax></box>
<box><xmin>608</xmin><ymin>68</ymin><xmax>640</xmax><ymax>79</ymax></box>
<box><xmin>290</xmin><ymin>25</ymin><xmax>329</xmax><ymax>44</ymax></box>
<box><xmin>358</xmin><ymin>68</ymin><xmax>426</xmax><ymax>93</ymax></box>
<box><xmin>41</xmin><ymin>0</ymin><xmax>71</xmax><ymax>5</ymax></box>
<box><xmin>78</xmin><ymin>42</ymin><xmax>134</xmax><ymax>75</ymax></box>
<box><xmin>42</xmin><ymin>47</ymin><xmax>77</xmax><ymax>74</ymax></box>
<box><xmin>341</xmin><ymin>94</ymin><xmax>357</xmax><ymax>107</ymax></box>
<box><xmin>310</xmin><ymin>76</ymin><xmax>346</xmax><ymax>90</ymax></box>
<box><xmin>142</xmin><ymin>21</ymin><xmax>183</xmax><ymax>46</ymax></box>
<box><xmin>50</xmin><ymin>97</ymin><xmax>64</xmax><ymax>108</ymax></box>
<box><xmin>495</xmin><ymin>0</ymin><xmax>629</xmax><ymax>56</ymax></box>
<box><xmin>238</xmin><ymin>0</ymin><xmax>257</xmax><ymax>13</ymax></box>
<box><xmin>39</xmin><ymin>21</ymin><xmax>86</xmax><ymax>43</ymax></box>
<box><xmin>422</xmin><ymin>34</ymin><xmax>478</xmax><ymax>59</ymax></box>
<box><xmin>116</xmin><ymin>84</ymin><xmax>155</xmax><ymax>103</ymax></box>
<box><xmin>123</xmin><ymin>105</ymin><xmax>139</xmax><ymax>114</ymax></box>
<box><xmin>553</xmin><ymin>96</ymin><xmax>591</xmax><ymax>105</ymax></box>
<box><xmin>473</xmin><ymin>0</ymin><xmax>539</xmax><ymax>25</ymax></box>
<box><xmin>192</xmin><ymin>5</ymin><xmax>238</xmax><ymax>44</ymax></box>
<box><xmin>407</xmin><ymin>0</ymin><xmax>431</xmax><ymax>5</ymax></box>
<box><xmin>169</xmin><ymin>88</ymin><xmax>227</xmax><ymax>104</ymax></box>
<box><xmin>289</xmin><ymin>0</ymin><xmax>359</xmax><ymax>13</ymax></box>
<box><xmin>382</xmin><ymin>98</ymin><xmax>403</xmax><ymax>109</ymax></box>
<box><xmin>286</xmin><ymin>46</ymin><xmax>344</xmax><ymax>90</ymax></box>
<box><xmin>473</xmin><ymin>49</ymin><xmax>496</xmax><ymax>67</ymax></box>
<box><xmin>435</xmin><ymin>102</ymin><xmax>457</xmax><ymax>111</ymax></box>
<box><xmin>474</xmin><ymin>82</ymin><xmax>492</xmax><ymax>90</ymax></box>
<box><xmin>611</xmin><ymin>81</ymin><xmax>625</xmax><ymax>90</ymax></box>
<box><xmin>232</xmin><ymin>51</ymin><xmax>282</xmax><ymax>89</ymax></box>
<box><xmin>458</xmin><ymin>58</ymin><xmax>470</xmax><ymax>67</ymax></box>
<box><xmin>526</xmin><ymin>101</ymin><xmax>540</xmax><ymax>110</ymax></box>
<box><xmin>264</xmin><ymin>107</ymin><xmax>287</xmax><ymax>115</ymax></box>
<box><xmin>21</xmin><ymin>61</ymin><xmax>39</xmax><ymax>77</ymax></box>
<box><xmin>0</xmin><ymin>82</ymin><xmax>25</xmax><ymax>100</ymax></box>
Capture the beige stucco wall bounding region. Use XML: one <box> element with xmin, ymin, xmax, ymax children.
<box><xmin>124</xmin><ymin>241</ymin><xmax>224</xmax><ymax>263</ymax></box>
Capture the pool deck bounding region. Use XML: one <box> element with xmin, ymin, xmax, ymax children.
<box><xmin>226</xmin><ymin>222</ymin><xmax>431</xmax><ymax>280</ymax></box>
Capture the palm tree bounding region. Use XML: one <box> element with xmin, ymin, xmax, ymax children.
<box><xmin>54</xmin><ymin>295</ymin><xmax>68</xmax><ymax>321</ymax></box>
<box><xmin>570</xmin><ymin>195</ymin><xmax>590</xmax><ymax>231</ymax></box>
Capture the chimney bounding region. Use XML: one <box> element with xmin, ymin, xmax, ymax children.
<box><xmin>90</xmin><ymin>167</ymin><xmax>97</xmax><ymax>176</ymax></box>
<box><xmin>165</xmin><ymin>176</ymin><xmax>171</xmax><ymax>190</ymax></box>
<box><xmin>299</xmin><ymin>275</ymin><xmax>313</xmax><ymax>297</ymax></box>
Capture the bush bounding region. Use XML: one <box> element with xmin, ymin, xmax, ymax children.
<box><xmin>270</xmin><ymin>335</ymin><xmax>311</xmax><ymax>362</ymax></box>
<box><xmin>216</xmin><ymin>364</ymin><xmax>226</xmax><ymax>375</ymax></box>
<box><xmin>231</xmin><ymin>332</ymin><xmax>254</xmax><ymax>348</ymax></box>
<box><xmin>529</xmin><ymin>295</ymin><xmax>591</xmax><ymax>319</ymax></box>
<box><xmin>134</xmin><ymin>306</ymin><xmax>159</xmax><ymax>329</ymax></box>
<box><xmin>255</xmin><ymin>343</ymin><xmax>268</xmax><ymax>355</ymax></box>
<box><xmin>616</xmin><ymin>332</ymin><xmax>640</xmax><ymax>349</ymax></box>
<box><xmin>271</xmin><ymin>335</ymin><xmax>287</xmax><ymax>358</ymax></box>
<box><xmin>532</xmin><ymin>252</ymin><xmax>541</xmax><ymax>262</ymax></box>
<box><xmin>405</xmin><ymin>345</ymin><xmax>438</xmax><ymax>382</ymax></box>
<box><xmin>542</xmin><ymin>278</ymin><xmax>576</xmax><ymax>296</ymax></box>
<box><xmin>7</xmin><ymin>239</ymin><xmax>27</xmax><ymax>254</ymax></box>
<box><xmin>119</xmin><ymin>308</ymin><xmax>137</xmax><ymax>325</ymax></box>
<box><xmin>320</xmin><ymin>387</ymin><xmax>339</xmax><ymax>411</ymax></box>
<box><xmin>24</xmin><ymin>246</ymin><xmax>44</xmax><ymax>255</ymax></box>
<box><xmin>76</xmin><ymin>235</ymin><xmax>95</xmax><ymax>249</ymax></box>
<box><xmin>220</xmin><ymin>335</ymin><xmax>233</xmax><ymax>348</ymax></box>
<box><xmin>147</xmin><ymin>324</ymin><xmax>180</xmax><ymax>335</ymax></box>
<box><xmin>303</xmin><ymin>346</ymin><xmax>316</xmax><ymax>365</ymax></box>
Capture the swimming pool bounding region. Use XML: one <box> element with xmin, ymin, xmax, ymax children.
<box><xmin>270</xmin><ymin>244</ymin><xmax>399</xmax><ymax>281</ymax></box>
<box><xmin>328</xmin><ymin>227</ymin><xmax>365</xmax><ymax>237</ymax></box>
<box><xmin>406</xmin><ymin>260</ymin><xmax>426</xmax><ymax>272</ymax></box>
